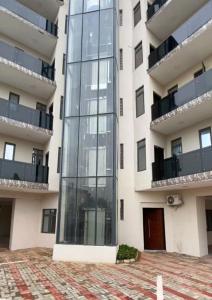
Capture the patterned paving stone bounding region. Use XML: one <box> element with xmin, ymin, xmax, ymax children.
<box><xmin>0</xmin><ymin>248</ymin><xmax>211</xmax><ymax>299</ymax></box>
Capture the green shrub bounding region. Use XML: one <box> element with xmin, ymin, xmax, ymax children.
<box><xmin>117</xmin><ymin>244</ymin><xmax>138</xmax><ymax>260</ymax></box>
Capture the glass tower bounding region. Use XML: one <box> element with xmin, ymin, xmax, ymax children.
<box><xmin>57</xmin><ymin>0</ymin><xmax>118</xmax><ymax>246</ymax></box>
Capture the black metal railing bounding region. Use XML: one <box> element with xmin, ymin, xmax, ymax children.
<box><xmin>0</xmin><ymin>0</ymin><xmax>57</xmax><ymax>36</ymax></box>
<box><xmin>149</xmin><ymin>1</ymin><xmax>212</xmax><ymax>68</ymax></box>
<box><xmin>152</xmin><ymin>69</ymin><xmax>212</xmax><ymax>120</ymax></box>
<box><xmin>147</xmin><ymin>0</ymin><xmax>168</xmax><ymax>20</ymax></box>
<box><xmin>0</xmin><ymin>98</ymin><xmax>53</xmax><ymax>130</ymax></box>
<box><xmin>0</xmin><ymin>40</ymin><xmax>55</xmax><ymax>80</ymax></box>
<box><xmin>152</xmin><ymin>146</ymin><xmax>212</xmax><ymax>181</ymax></box>
<box><xmin>0</xmin><ymin>159</ymin><xmax>49</xmax><ymax>183</ymax></box>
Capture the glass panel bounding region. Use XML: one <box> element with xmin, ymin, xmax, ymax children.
<box><xmin>4</xmin><ymin>144</ymin><xmax>15</xmax><ymax>160</ymax></box>
<box><xmin>137</xmin><ymin>140</ymin><xmax>146</xmax><ymax>171</ymax></box>
<box><xmin>171</xmin><ymin>138</ymin><xmax>182</xmax><ymax>156</ymax></box>
<box><xmin>98</xmin><ymin>115</ymin><xmax>113</xmax><ymax>176</ymax></box>
<box><xmin>65</xmin><ymin>63</ymin><xmax>81</xmax><ymax>117</ymax></box>
<box><xmin>200</xmin><ymin>129</ymin><xmax>211</xmax><ymax>148</ymax></box>
<box><xmin>100</xmin><ymin>10</ymin><xmax>113</xmax><ymax>59</ymax></box>
<box><xmin>96</xmin><ymin>177</ymin><xmax>113</xmax><ymax>245</ymax></box>
<box><xmin>99</xmin><ymin>59</ymin><xmax>113</xmax><ymax>113</ymax></box>
<box><xmin>78</xmin><ymin>116</ymin><xmax>97</xmax><ymax>177</ymax></box>
<box><xmin>59</xmin><ymin>178</ymin><xmax>77</xmax><ymax>243</ymax></box>
<box><xmin>84</xmin><ymin>0</ymin><xmax>99</xmax><ymax>12</ymax></box>
<box><xmin>62</xmin><ymin>118</ymin><xmax>79</xmax><ymax>177</ymax></box>
<box><xmin>82</xmin><ymin>12</ymin><xmax>99</xmax><ymax>61</ymax></box>
<box><xmin>76</xmin><ymin>177</ymin><xmax>96</xmax><ymax>245</ymax></box>
<box><xmin>80</xmin><ymin>61</ymin><xmax>98</xmax><ymax>115</ymax></box>
<box><xmin>68</xmin><ymin>15</ymin><xmax>82</xmax><ymax>63</ymax></box>
<box><xmin>100</xmin><ymin>0</ymin><xmax>113</xmax><ymax>9</ymax></box>
<box><xmin>43</xmin><ymin>216</ymin><xmax>49</xmax><ymax>233</ymax></box>
<box><xmin>69</xmin><ymin>0</ymin><xmax>83</xmax><ymax>15</ymax></box>
<box><xmin>136</xmin><ymin>87</ymin><xmax>144</xmax><ymax>117</ymax></box>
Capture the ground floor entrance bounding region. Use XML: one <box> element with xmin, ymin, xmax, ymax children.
<box><xmin>0</xmin><ymin>199</ymin><xmax>13</xmax><ymax>249</ymax></box>
<box><xmin>143</xmin><ymin>208</ymin><xmax>166</xmax><ymax>251</ymax></box>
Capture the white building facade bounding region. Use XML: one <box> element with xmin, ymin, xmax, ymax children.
<box><xmin>0</xmin><ymin>0</ymin><xmax>212</xmax><ymax>261</ymax></box>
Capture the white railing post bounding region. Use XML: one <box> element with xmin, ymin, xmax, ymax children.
<box><xmin>157</xmin><ymin>275</ymin><xmax>164</xmax><ymax>300</ymax></box>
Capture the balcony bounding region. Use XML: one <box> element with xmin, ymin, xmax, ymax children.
<box><xmin>0</xmin><ymin>159</ymin><xmax>48</xmax><ymax>191</ymax></box>
<box><xmin>148</xmin><ymin>1</ymin><xmax>212</xmax><ymax>85</ymax></box>
<box><xmin>151</xmin><ymin>69</ymin><xmax>212</xmax><ymax>134</ymax></box>
<box><xmin>17</xmin><ymin>0</ymin><xmax>63</xmax><ymax>22</ymax></box>
<box><xmin>0</xmin><ymin>98</ymin><xmax>53</xmax><ymax>143</ymax></box>
<box><xmin>152</xmin><ymin>146</ymin><xmax>212</xmax><ymax>189</ymax></box>
<box><xmin>0</xmin><ymin>0</ymin><xmax>57</xmax><ymax>59</ymax></box>
<box><xmin>0</xmin><ymin>40</ymin><xmax>56</xmax><ymax>99</ymax></box>
<box><xmin>147</xmin><ymin>0</ymin><xmax>207</xmax><ymax>40</ymax></box>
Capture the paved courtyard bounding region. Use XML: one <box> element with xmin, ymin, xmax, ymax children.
<box><xmin>0</xmin><ymin>248</ymin><xmax>211</xmax><ymax>299</ymax></box>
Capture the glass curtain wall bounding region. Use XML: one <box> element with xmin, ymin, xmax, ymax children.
<box><xmin>57</xmin><ymin>0</ymin><xmax>118</xmax><ymax>246</ymax></box>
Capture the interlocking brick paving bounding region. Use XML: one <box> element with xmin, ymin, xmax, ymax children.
<box><xmin>0</xmin><ymin>248</ymin><xmax>211</xmax><ymax>299</ymax></box>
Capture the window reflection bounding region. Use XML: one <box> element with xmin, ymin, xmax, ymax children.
<box><xmin>84</xmin><ymin>0</ymin><xmax>99</xmax><ymax>12</ymax></box>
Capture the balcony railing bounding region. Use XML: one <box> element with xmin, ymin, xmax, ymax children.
<box><xmin>0</xmin><ymin>159</ymin><xmax>48</xmax><ymax>184</ymax></box>
<box><xmin>152</xmin><ymin>146</ymin><xmax>212</xmax><ymax>181</ymax></box>
<box><xmin>152</xmin><ymin>69</ymin><xmax>212</xmax><ymax>120</ymax></box>
<box><xmin>149</xmin><ymin>1</ymin><xmax>212</xmax><ymax>69</ymax></box>
<box><xmin>0</xmin><ymin>0</ymin><xmax>57</xmax><ymax>36</ymax></box>
<box><xmin>0</xmin><ymin>98</ymin><xmax>53</xmax><ymax>130</ymax></box>
<box><xmin>0</xmin><ymin>41</ymin><xmax>55</xmax><ymax>80</ymax></box>
<box><xmin>147</xmin><ymin>0</ymin><xmax>168</xmax><ymax>20</ymax></box>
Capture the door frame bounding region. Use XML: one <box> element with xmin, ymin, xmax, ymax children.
<box><xmin>143</xmin><ymin>207</ymin><xmax>166</xmax><ymax>251</ymax></box>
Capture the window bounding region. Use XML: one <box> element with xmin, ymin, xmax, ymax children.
<box><xmin>9</xmin><ymin>92</ymin><xmax>19</xmax><ymax>104</ymax></box>
<box><xmin>62</xmin><ymin>54</ymin><xmax>66</xmax><ymax>75</ymax></box>
<box><xmin>134</xmin><ymin>2</ymin><xmax>141</xmax><ymax>26</ymax></box>
<box><xmin>206</xmin><ymin>210</ymin><xmax>212</xmax><ymax>231</ymax></box>
<box><xmin>120</xmin><ymin>98</ymin><xmax>123</xmax><ymax>116</ymax></box>
<box><xmin>57</xmin><ymin>147</ymin><xmax>61</xmax><ymax>173</ymax></box>
<box><xmin>32</xmin><ymin>149</ymin><xmax>43</xmax><ymax>165</ymax></box>
<box><xmin>137</xmin><ymin>139</ymin><xmax>146</xmax><ymax>171</ymax></box>
<box><xmin>4</xmin><ymin>143</ymin><xmax>15</xmax><ymax>160</ymax></box>
<box><xmin>171</xmin><ymin>138</ymin><xmax>182</xmax><ymax>156</ymax></box>
<box><xmin>41</xmin><ymin>209</ymin><xmax>57</xmax><ymax>234</ymax></box>
<box><xmin>119</xmin><ymin>9</ymin><xmax>123</xmax><ymax>26</ymax></box>
<box><xmin>120</xmin><ymin>144</ymin><xmax>124</xmax><ymax>169</ymax></box>
<box><xmin>120</xmin><ymin>49</ymin><xmax>123</xmax><ymax>70</ymax></box>
<box><xmin>194</xmin><ymin>69</ymin><xmax>204</xmax><ymax>78</ymax></box>
<box><xmin>60</xmin><ymin>96</ymin><xmax>64</xmax><ymax>120</ymax></box>
<box><xmin>65</xmin><ymin>15</ymin><xmax>68</xmax><ymax>34</ymax></box>
<box><xmin>120</xmin><ymin>199</ymin><xmax>124</xmax><ymax>220</ymax></box>
<box><xmin>136</xmin><ymin>86</ymin><xmax>144</xmax><ymax>117</ymax></box>
<box><xmin>135</xmin><ymin>42</ymin><xmax>143</xmax><ymax>69</ymax></box>
<box><xmin>199</xmin><ymin>128</ymin><xmax>212</xmax><ymax>149</ymax></box>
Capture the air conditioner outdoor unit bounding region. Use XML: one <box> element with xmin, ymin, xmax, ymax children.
<box><xmin>166</xmin><ymin>194</ymin><xmax>183</xmax><ymax>206</ymax></box>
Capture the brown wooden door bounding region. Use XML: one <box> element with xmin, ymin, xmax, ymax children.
<box><xmin>143</xmin><ymin>208</ymin><xmax>166</xmax><ymax>250</ymax></box>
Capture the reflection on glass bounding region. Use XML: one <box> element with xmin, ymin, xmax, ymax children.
<box><xmin>98</xmin><ymin>115</ymin><xmax>113</xmax><ymax>176</ymax></box>
<box><xmin>62</xmin><ymin>118</ymin><xmax>79</xmax><ymax>177</ymax></box>
<box><xmin>60</xmin><ymin>178</ymin><xmax>77</xmax><ymax>243</ymax></box>
<box><xmin>99</xmin><ymin>59</ymin><xmax>113</xmax><ymax>113</ymax></box>
<box><xmin>78</xmin><ymin>116</ymin><xmax>97</xmax><ymax>177</ymax></box>
<box><xmin>82</xmin><ymin>11</ymin><xmax>99</xmax><ymax>61</ymax></box>
<box><xmin>200</xmin><ymin>129</ymin><xmax>212</xmax><ymax>148</ymax></box>
<box><xmin>100</xmin><ymin>9</ymin><xmax>113</xmax><ymax>58</ymax></box>
<box><xmin>96</xmin><ymin>177</ymin><xmax>113</xmax><ymax>245</ymax></box>
<box><xmin>100</xmin><ymin>0</ymin><xmax>113</xmax><ymax>9</ymax></box>
<box><xmin>76</xmin><ymin>177</ymin><xmax>96</xmax><ymax>245</ymax></box>
<box><xmin>70</xmin><ymin>0</ymin><xmax>83</xmax><ymax>15</ymax></box>
<box><xmin>84</xmin><ymin>0</ymin><xmax>99</xmax><ymax>12</ymax></box>
<box><xmin>80</xmin><ymin>61</ymin><xmax>98</xmax><ymax>115</ymax></box>
<box><xmin>65</xmin><ymin>63</ymin><xmax>81</xmax><ymax>117</ymax></box>
<box><xmin>68</xmin><ymin>15</ymin><xmax>82</xmax><ymax>63</ymax></box>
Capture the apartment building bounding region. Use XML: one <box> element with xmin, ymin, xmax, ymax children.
<box><xmin>0</xmin><ymin>0</ymin><xmax>212</xmax><ymax>263</ymax></box>
<box><xmin>0</xmin><ymin>0</ymin><xmax>66</xmax><ymax>250</ymax></box>
<box><xmin>119</xmin><ymin>0</ymin><xmax>212</xmax><ymax>259</ymax></box>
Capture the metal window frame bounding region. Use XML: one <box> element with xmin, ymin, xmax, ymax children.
<box><xmin>41</xmin><ymin>209</ymin><xmax>57</xmax><ymax>234</ymax></box>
